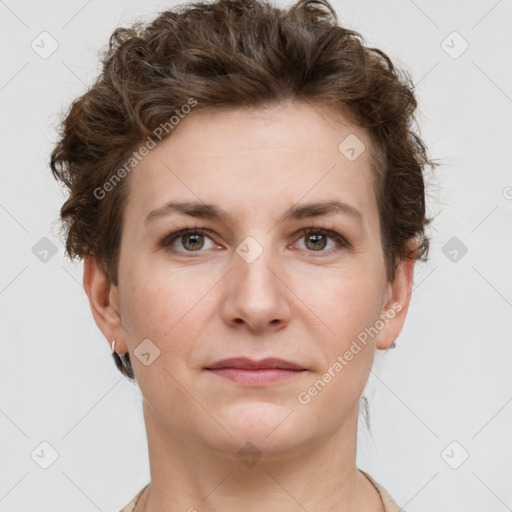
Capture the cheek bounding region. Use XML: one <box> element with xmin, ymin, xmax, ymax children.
<box><xmin>307</xmin><ymin>265</ymin><xmax>384</xmax><ymax>335</ymax></box>
<box><xmin>304</xmin><ymin>275</ymin><xmax>382</xmax><ymax>392</ymax></box>
<box><xmin>120</xmin><ymin>268</ymin><xmax>213</xmax><ymax>357</ymax></box>
<box><xmin>306</xmin><ymin>267</ymin><xmax>384</xmax><ymax>388</ymax></box>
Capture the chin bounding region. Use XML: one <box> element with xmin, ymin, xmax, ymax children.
<box><xmin>205</xmin><ymin>402</ymin><xmax>306</xmax><ymax>455</ymax></box>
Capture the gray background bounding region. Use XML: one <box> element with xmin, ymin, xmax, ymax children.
<box><xmin>1</xmin><ymin>0</ymin><xmax>511</xmax><ymax>510</ymax></box>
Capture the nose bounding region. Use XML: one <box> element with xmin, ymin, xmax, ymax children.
<box><xmin>220</xmin><ymin>240</ymin><xmax>292</xmax><ymax>333</ymax></box>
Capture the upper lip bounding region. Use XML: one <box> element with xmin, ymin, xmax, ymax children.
<box><xmin>206</xmin><ymin>357</ymin><xmax>305</xmax><ymax>371</ymax></box>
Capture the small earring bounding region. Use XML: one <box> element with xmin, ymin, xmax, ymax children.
<box><xmin>390</xmin><ymin>342</ymin><xmax>396</xmax><ymax>349</ymax></box>
<box><xmin>111</xmin><ymin>339</ymin><xmax>116</xmax><ymax>354</ymax></box>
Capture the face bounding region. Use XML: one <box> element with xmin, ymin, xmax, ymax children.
<box><xmin>86</xmin><ymin>100</ymin><xmax>414</xmax><ymax>461</ymax></box>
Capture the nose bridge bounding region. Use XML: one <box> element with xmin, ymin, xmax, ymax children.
<box><xmin>234</xmin><ymin>232</ymin><xmax>280</xmax><ymax>293</ymax></box>
<box><xmin>224</xmin><ymin>231</ymin><xmax>291</xmax><ymax>331</ymax></box>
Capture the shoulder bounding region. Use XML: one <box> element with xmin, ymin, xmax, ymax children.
<box><xmin>119</xmin><ymin>483</ymin><xmax>150</xmax><ymax>512</ymax></box>
<box><xmin>360</xmin><ymin>470</ymin><xmax>405</xmax><ymax>512</ymax></box>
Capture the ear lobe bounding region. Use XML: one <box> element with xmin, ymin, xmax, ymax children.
<box><xmin>83</xmin><ymin>255</ymin><xmax>126</xmax><ymax>353</ymax></box>
<box><xmin>376</xmin><ymin>250</ymin><xmax>417</xmax><ymax>350</ymax></box>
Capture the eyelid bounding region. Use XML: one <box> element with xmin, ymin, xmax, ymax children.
<box><xmin>158</xmin><ymin>226</ymin><xmax>214</xmax><ymax>250</ymax></box>
<box><xmin>294</xmin><ymin>226</ymin><xmax>351</xmax><ymax>252</ymax></box>
<box><xmin>159</xmin><ymin>224</ymin><xmax>351</xmax><ymax>254</ymax></box>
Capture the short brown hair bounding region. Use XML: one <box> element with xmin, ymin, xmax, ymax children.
<box><xmin>50</xmin><ymin>0</ymin><xmax>437</xmax><ymax>379</ymax></box>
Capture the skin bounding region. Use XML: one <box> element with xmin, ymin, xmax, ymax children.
<box><xmin>84</xmin><ymin>100</ymin><xmax>416</xmax><ymax>512</ymax></box>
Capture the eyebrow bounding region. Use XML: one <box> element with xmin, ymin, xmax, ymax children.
<box><xmin>144</xmin><ymin>199</ymin><xmax>363</xmax><ymax>225</ymax></box>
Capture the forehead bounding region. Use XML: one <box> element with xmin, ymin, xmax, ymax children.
<box><xmin>123</xmin><ymin>101</ymin><xmax>378</xmax><ymax>227</ymax></box>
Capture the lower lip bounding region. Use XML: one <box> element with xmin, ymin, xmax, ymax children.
<box><xmin>207</xmin><ymin>368</ymin><xmax>305</xmax><ymax>386</ymax></box>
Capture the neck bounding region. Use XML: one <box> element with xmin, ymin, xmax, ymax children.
<box><xmin>135</xmin><ymin>400</ymin><xmax>384</xmax><ymax>512</ymax></box>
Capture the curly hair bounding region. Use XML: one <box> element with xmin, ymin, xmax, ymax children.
<box><xmin>50</xmin><ymin>0</ymin><xmax>437</xmax><ymax>380</ymax></box>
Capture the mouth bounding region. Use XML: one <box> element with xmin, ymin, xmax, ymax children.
<box><xmin>205</xmin><ymin>357</ymin><xmax>307</xmax><ymax>386</ymax></box>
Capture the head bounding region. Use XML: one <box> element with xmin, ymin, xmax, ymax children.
<box><xmin>51</xmin><ymin>0</ymin><xmax>435</xmax><ymax>456</ymax></box>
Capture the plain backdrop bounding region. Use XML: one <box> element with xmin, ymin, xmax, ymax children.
<box><xmin>1</xmin><ymin>0</ymin><xmax>511</xmax><ymax>511</ymax></box>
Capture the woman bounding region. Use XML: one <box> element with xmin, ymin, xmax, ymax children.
<box><xmin>50</xmin><ymin>0</ymin><xmax>436</xmax><ymax>510</ymax></box>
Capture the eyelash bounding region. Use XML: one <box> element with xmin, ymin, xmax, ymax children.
<box><xmin>158</xmin><ymin>224</ymin><xmax>351</xmax><ymax>257</ymax></box>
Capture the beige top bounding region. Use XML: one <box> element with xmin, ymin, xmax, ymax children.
<box><xmin>119</xmin><ymin>470</ymin><xmax>404</xmax><ymax>512</ymax></box>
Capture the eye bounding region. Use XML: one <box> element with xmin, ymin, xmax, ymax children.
<box><xmin>159</xmin><ymin>226</ymin><xmax>218</xmax><ymax>254</ymax></box>
<box><xmin>158</xmin><ymin>225</ymin><xmax>351</xmax><ymax>257</ymax></box>
<box><xmin>294</xmin><ymin>227</ymin><xmax>350</xmax><ymax>256</ymax></box>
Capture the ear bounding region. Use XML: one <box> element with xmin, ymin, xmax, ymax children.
<box><xmin>376</xmin><ymin>241</ymin><xmax>417</xmax><ymax>350</ymax></box>
<box><xmin>83</xmin><ymin>254</ymin><xmax>127</xmax><ymax>353</ymax></box>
